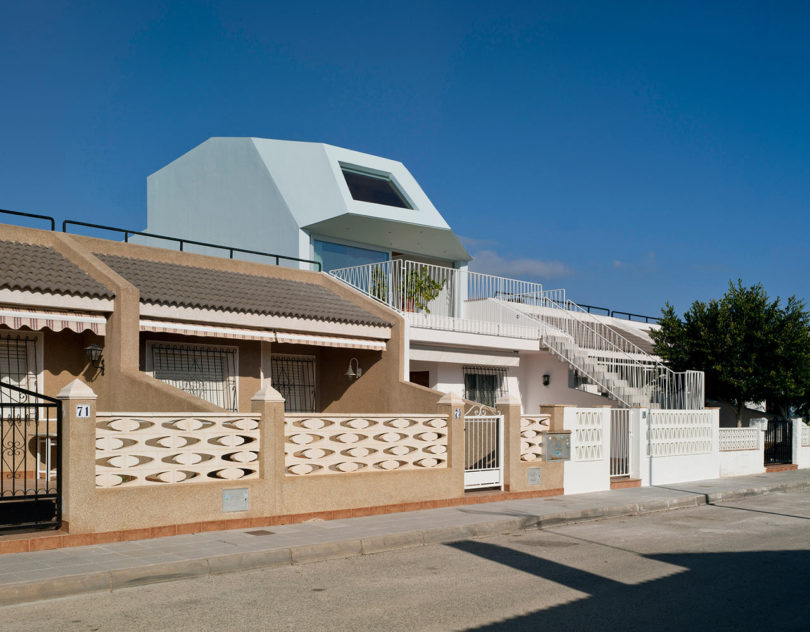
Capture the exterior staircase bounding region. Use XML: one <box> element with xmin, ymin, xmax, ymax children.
<box><xmin>329</xmin><ymin>260</ymin><xmax>704</xmax><ymax>410</ymax></box>
<box><xmin>496</xmin><ymin>296</ymin><xmax>702</xmax><ymax>409</ymax></box>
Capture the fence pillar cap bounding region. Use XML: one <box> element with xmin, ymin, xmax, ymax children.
<box><xmin>56</xmin><ymin>378</ymin><xmax>97</xmax><ymax>400</ymax></box>
<box><xmin>251</xmin><ymin>383</ymin><xmax>285</xmax><ymax>403</ymax></box>
<box><xmin>437</xmin><ymin>392</ymin><xmax>464</xmax><ymax>406</ymax></box>
<box><xmin>495</xmin><ymin>392</ymin><xmax>521</xmax><ymax>407</ymax></box>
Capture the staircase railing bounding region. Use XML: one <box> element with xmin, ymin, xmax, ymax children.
<box><xmin>519</xmin><ymin>295</ymin><xmax>704</xmax><ymax>409</ymax></box>
<box><xmin>330</xmin><ymin>260</ymin><xmax>705</xmax><ymax>409</ymax></box>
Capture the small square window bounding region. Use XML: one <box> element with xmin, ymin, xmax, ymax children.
<box><xmin>341</xmin><ymin>166</ymin><xmax>413</xmax><ymax>209</ymax></box>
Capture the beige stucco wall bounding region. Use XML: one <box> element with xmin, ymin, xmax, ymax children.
<box><xmin>60</xmin><ymin>386</ymin><xmax>465</xmax><ymax>534</ymax></box>
<box><xmin>1</xmin><ymin>223</ymin><xmax>450</xmax><ymax>416</ymax></box>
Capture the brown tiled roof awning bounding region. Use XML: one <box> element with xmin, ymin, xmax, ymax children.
<box><xmin>139</xmin><ymin>319</ymin><xmax>387</xmax><ymax>350</ymax></box>
<box><xmin>0</xmin><ymin>306</ymin><xmax>106</xmax><ymax>335</ymax></box>
<box><xmin>96</xmin><ymin>254</ymin><xmax>390</xmax><ymax>327</ymax></box>
<box><xmin>0</xmin><ymin>240</ymin><xmax>113</xmax><ymax>299</ymax></box>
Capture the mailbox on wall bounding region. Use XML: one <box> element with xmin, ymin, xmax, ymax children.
<box><xmin>544</xmin><ymin>432</ymin><xmax>571</xmax><ymax>462</ymax></box>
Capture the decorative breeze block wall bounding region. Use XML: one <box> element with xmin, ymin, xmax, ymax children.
<box><xmin>96</xmin><ymin>414</ymin><xmax>260</xmax><ymax>488</ymax></box>
<box><xmin>572</xmin><ymin>409</ymin><xmax>604</xmax><ymax>461</ymax></box>
<box><xmin>520</xmin><ymin>415</ymin><xmax>549</xmax><ymax>461</ymax></box>
<box><xmin>285</xmin><ymin>414</ymin><xmax>448</xmax><ymax>475</ymax></box>
<box><xmin>719</xmin><ymin>427</ymin><xmax>760</xmax><ymax>451</ymax></box>
<box><xmin>647</xmin><ymin>410</ymin><xmax>714</xmax><ymax>457</ymax></box>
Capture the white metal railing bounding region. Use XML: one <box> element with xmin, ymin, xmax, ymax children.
<box><xmin>610</xmin><ymin>409</ymin><xmax>630</xmax><ymax>476</ymax></box>
<box><xmin>514</xmin><ymin>296</ymin><xmax>705</xmax><ymax>409</ymax></box>
<box><xmin>330</xmin><ymin>259</ymin><xmax>546</xmax><ymax>339</ymax></box>
<box><xmin>719</xmin><ymin>427</ymin><xmax>760</xmax><ymax>451</ymax></box>
<box><xmin>464</xmin><ymin>404</ymin><xmax>504</xmax><ymax>490</ymax></box>
<box><xmin>803</xmin><ymin>423</ymin><xmax>810</xmax><ymax>447</ymax></box>
<box><xmin>330</xmin><ymin>259</ymin><xmax>705</xmax><ymax>409</ymax></box>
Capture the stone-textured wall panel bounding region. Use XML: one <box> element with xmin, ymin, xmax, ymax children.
<box><xmin>96</xmin><ymin>414</ymin><xmax>260</xmax><ymax>488</ymax></box>
<box><xmin>572</xmin><ymin>410</ymin><xmax>604</xmax><ymax>462</ymax></box>
<box><xmin>285</xmin><ymin>414</ymin><xmax>448</xmax><ymax>475</ymax></box>
<box><xmin>647</xmin><ymin>410</ymin><xmax>714</xmax><ymax>457</ymax></box>
<box><xmin>719</xmin><ymin>427</ymin><xmax>759</xmax><ymax>452</ymax></box>
<box><xmin>520</xmin><ymin>415</ymin><xmax>549</xmax><ymax>462</ymax></box>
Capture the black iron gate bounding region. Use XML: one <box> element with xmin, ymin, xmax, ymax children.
<box><xmin>0</xmin><ymin>382</ymin><xmax>62</xmax><ymax>532</ymax></box>
<box><xmin>764</xmin><ymin>420</ymin><xmax>792</xmax><ymax>465</ymax></box>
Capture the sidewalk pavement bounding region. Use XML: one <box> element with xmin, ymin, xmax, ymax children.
<box><xmin>2</xmin><ymin>469</ymin><xmax>809</xmax><ymax>607</ymax></box>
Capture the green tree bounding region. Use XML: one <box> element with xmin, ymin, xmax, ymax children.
<box><xmin>651</xmin><ymin>281</ymin><xmax>810</xmax><ymax>425</ymax></box>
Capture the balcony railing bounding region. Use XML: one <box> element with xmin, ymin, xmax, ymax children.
<box><xmin>330</xmin><ymin>259</ymin><xmax>554</xmax><ymax>339</ymax></box>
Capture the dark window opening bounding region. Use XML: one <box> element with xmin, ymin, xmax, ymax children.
<box><xmin>341</xmin><ymin>167</ymin><xmax>413</xmax><ymax>209</ymax></box>
<box><xmin>0</xmin><ymin>333</ymin><xmax>39</xmax><ymax>404</ymax></box>
<box><xmin>271</xmin><ymin>355</ymin><xmax>317</xmax><ymax>412</ymax></box>
<box><xmin>149</xmin><ymin>342</ymin><xmax>238</xmax><ymax>411</ymax></box>
<box><xmin>409</xmin><ymin>371</ymin><xmax>430</xmax><ymax>388</ymax></box>
<box><xmin>463</xmin><ymin>366</ymin><xmax>507</xmax><ymax>408</ymax></box>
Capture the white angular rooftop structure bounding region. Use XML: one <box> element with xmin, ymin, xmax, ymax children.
<box><xmin>146</xmin><ymin>138</ymin><xmax>470</xmax><ymax>269</ymax></box>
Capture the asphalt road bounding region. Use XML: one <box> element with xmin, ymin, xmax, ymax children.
<box><xmin>3</xmin><ymin>490</ymin><xmax>809</xmax><ymax>631</ymax></box>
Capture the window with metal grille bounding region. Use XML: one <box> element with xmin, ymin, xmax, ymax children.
<box><xmin>148</xmin><ymin>342</ymin><xmax>238</xmax><ymax>411</ymax></box>
<box><xmin>463</xmin><ymin>366</ymin><xmax>507</xmax><ymax>407</ymax></box>
<box><xmin>271</xmin><ymin>355</ymin><xmax>316</xmax><ymax>412</ymax></box>
<box><xmin>0</xmin><ymin>333</ymin><xmax>39</xmax><ymax>403</ymax></box>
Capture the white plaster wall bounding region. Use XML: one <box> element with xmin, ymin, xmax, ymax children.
<box><xmin>793</xmin><ymin>420</ymin><xmax>810</xmax><ymax>469</ymax></box>
<box><xmin>631</xmin><ymin>409</ymin><xmax>721</xmax><ymax>486</ymax></box>
<box><xmin>562</xmin><ymin>407</ymin><xmax>611</xmax><ymax>495</ymax></box>
<box><xmin>433</xmin><ymin>362</ymin><xmax>465</xmax><ymax>400</ymax></box>
<box><xmin>720</xmin><ymin>442</ymin><xmax>765</xmax><ymax>477</ymax></box>
<box><xmin>409</xmin><ymin>360</ymin><xmax>522</xmax><ymax>403</ymax></box>
<box><xmin>146</xmin><ymin>138</ymin><xmax>301</xmax><ymax>264</ymax></box>
<box><xmin>518</xmin><ymin>351</ymin><xmax>615</xmax><ymax>414</ymax></box>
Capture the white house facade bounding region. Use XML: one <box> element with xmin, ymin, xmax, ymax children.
<box><xmin>147</xmin><ymin>137</ymin><xmax>704</xmax><ymax>413</ymax></box>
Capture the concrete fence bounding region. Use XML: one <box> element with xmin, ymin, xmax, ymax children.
<box><xmin>794</xmin><ymin>419</ymin><xmax>810</xmax><ymax>469</ymax></box>
<box><xmin>58</xmin><ymin>380</ymin><xmax>468</xmax><ymax>535</ymax></box>
<box><xmin>562</xmin><ymin>407</ymin><xmax>611</xmax><ymax>495</ymax></box>
<box><xmin>719</xmin><ymin>427</ymin><xmax>764</xmax><ymax>477</ymax></box>
<box><xmin>632</xmin><ymin>409</ymin><xmax>720</xmax><ymax>486</ymax></box>
<box><xmin>59</xmin><ymin>377</ymin><xmax>806</xmax><ymax>537</ymax></box>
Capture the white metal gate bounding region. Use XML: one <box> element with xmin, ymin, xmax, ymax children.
<box><xmin>610</xmin><ymin>409</ymin><xmax>630</xmax><ymax>477</ymax></box>
<box><xmin>464</xmin><ymin>404</ymin><xmax>504</xmax><ymax>490</ymax></box>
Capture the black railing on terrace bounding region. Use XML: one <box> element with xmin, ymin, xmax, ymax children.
<box><xmin>0</xmin><ymin>208</ymin><xmax>56</xmax><ymax>231</ymax></box>
<box><xmin>578</xmin><ymin>303</ymin><xmax>611</xmax><ymax>316</ymax></box>
<box><xmin>609</xmin><ymin>310</ymin><xmax>660</xmax><ymax>324</ymax></box>
<box><xmin>62</xmin><ymin>220</ymin><xmax>322</xmax><ymax>271</ymax></box>
<box><xmin>0</xmin><ymin>208</ymin><xmax>321</xmax><ymax>271</ymax></box>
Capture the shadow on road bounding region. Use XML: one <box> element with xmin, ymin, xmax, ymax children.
<box><xmin>447</xmin><ymin>540</ymin><xmax>809</xmax><ymax>631</ymax></box>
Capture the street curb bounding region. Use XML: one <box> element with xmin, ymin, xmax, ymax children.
<box><xmin>2</xmin><ymin>476</ymin><xmax>809</xmax><ymax>607</ymax></box>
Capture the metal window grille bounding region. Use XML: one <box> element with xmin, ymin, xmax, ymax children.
<box><xmin>0</xmin><ymin>333</ymin><xmax>39</xmax><ymax>404</ymax></box>
<box><xmin>271</xmin><ymin>355</ymin><xmax>316</xmax><ymax>412</ymax></box>
<box><xmin>463</xmin><ymin>366</ymin><xmax>507</xmax><ymax>408</ymax></box>
<box><xmin>149</xmin><ymin>343</ymin><xmax>238</xmax><ymax>411</ymax></box>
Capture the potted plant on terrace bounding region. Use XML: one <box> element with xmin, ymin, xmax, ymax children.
<box><xmin>370</xmin><ymin>267</ymin><xmax>389</xmax><ymax>303</ymax></box>
<box><xmin>404</xmin><ymin>265</ymin><xmax>446</xmax><ymax>313</ymax></box>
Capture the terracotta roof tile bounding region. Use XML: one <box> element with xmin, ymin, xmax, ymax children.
<box><xmin>96</xmin><ymin>253</ymin><xmax>389</xmax><ymax>327</ymax></box>
<box><xmin>0</xmin><ymin>240</ymin><xmax>113</xmax><ymax>299</ymax></box>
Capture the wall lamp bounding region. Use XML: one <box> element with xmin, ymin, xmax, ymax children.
<box><xmin>345</xmin><ymin>357</ymin><xmax>363</xmax><ymax>380</ymax></box>
<box><xmin>542</xmin><ymin>374</ymin><xmax>550</xmax><ymax>386</ymax></box>
<box><xmin>84</xmin><ymin>344</ymin><xmax>105</xmax><ymax>375</ymax></box>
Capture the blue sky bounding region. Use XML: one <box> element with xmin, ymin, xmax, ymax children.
<box><xmin>1</xmin><ymin>1</ymin><xmax>808</xmax><ymax>316</ymax></box>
